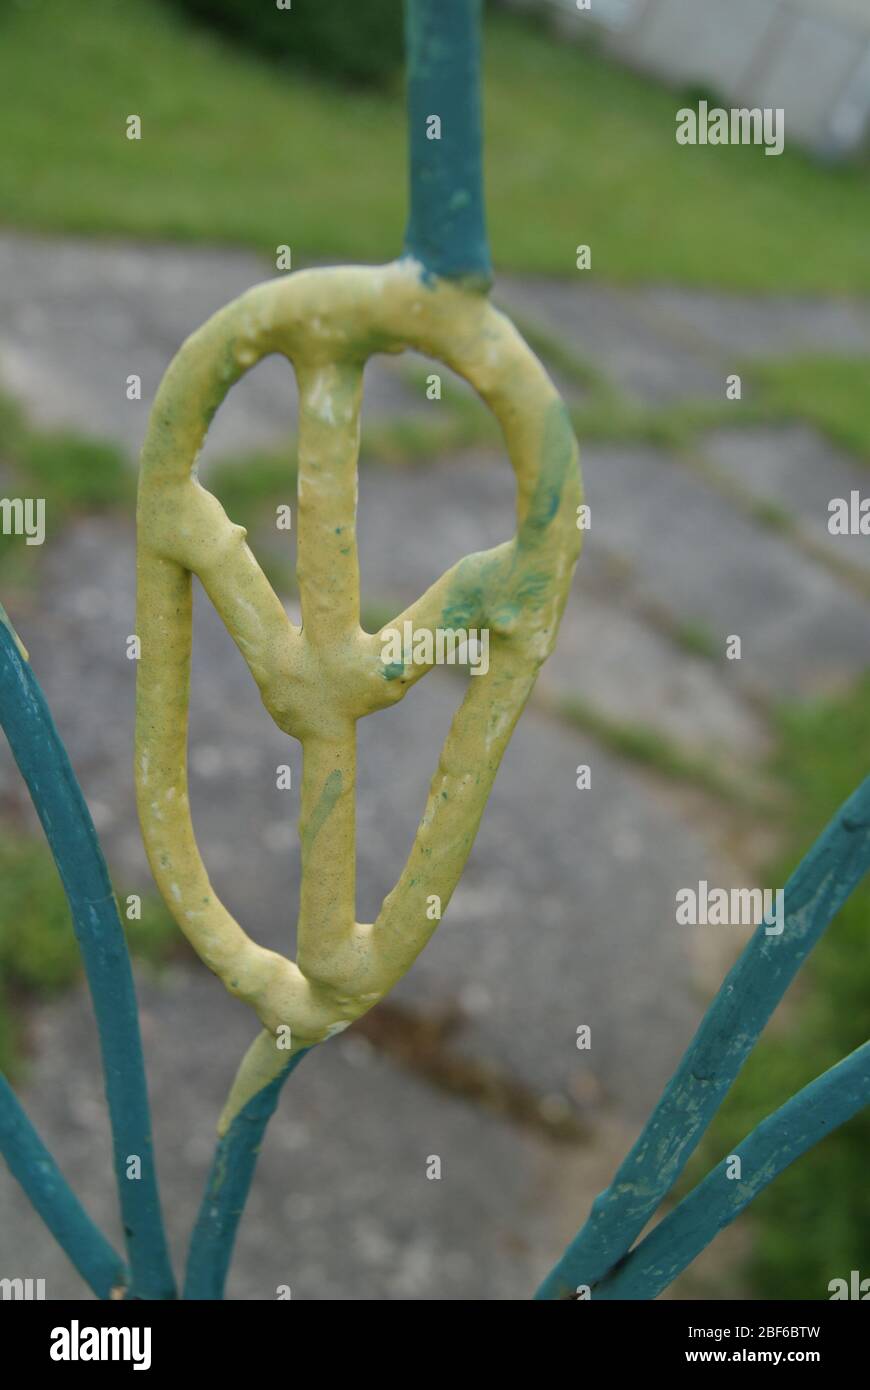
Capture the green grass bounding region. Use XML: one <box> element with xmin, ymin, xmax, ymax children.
<box><xmin>205</xmin><ymin>446</ymin><xmax>296</xmax><ymax>534</ymax></box>
<box><xmin>557</xmin><ymin>695</ymin><xmax>756</xmax><ymax>806</ymax></box>
<box><xmin>686</xmin><ymin>674</ymin><xmax>870</xmax><ymax>1299</ymax></box>
<box><xmin>751</xmin><ymin>357</ymin><xmax>870</xmax><ymax>466</ymax></box>
<box><xmin>0</xmin><ymin>827</ymin><xmax>181</xmax><ymax>1077</ymax></box>
<box><xmin>0</xmin><ymin>393</ymin><xmax>132</xmax><ymax>586</ymax></box>
<box><xmin>671</xmin><ymin>619</ymin><xmax>720</xmax><ymax>661</ymax></box>
<box><xmin>20</xmin><ymin>432</ymin><xmax>131</xmax><ymax>513</ymax></box>
<box><xmin>569</xmin><ymin>396</ymin><xmax>756</xmax><ymax>450</ymax></box>
<box><xmin>2</xmin><ymin>1</ymin><xmax>870</xmax><ymax>289</ymax></box>
<box><xmin>363</xmin><ymin>409</ymin><xmax>496</xmax><ymax>466</ymax></box>
<box><xmin>0</xmin><ymin>394</ymin><xmax>130</xmax><ymax>522</ymax></box>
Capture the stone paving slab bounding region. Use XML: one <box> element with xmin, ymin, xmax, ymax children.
<box><xmin>700</xmin><ymin>422</ymin><xmax>870</xmax><ymax>574</ymax></box>
<box><xmin>0</xmin><ymin>974</ymin><xmax>580</xmax><ymax>1300</ymax></box>
<box><xmin>356</xmin><ymin>439</ymin><xmax>866</xmax><ymax>714</ymax></box>
<box><xmin>0</xmin><ymin>513</ymin><xmax>737</xmax><ymax>1121</ymax></box>
<box><xmin>355</xmin><ymin>452</ymin><xmax>768</xmax><ymax>762</ymax></box>
<box><xmin>0</xmin><ymin>233</ymin><xmax>426</xmax><ymax>462</ymax></box>
<box><xmin>638</xmin><ymin>286</ymin><xmax>870</xmax><ymax>360</ymax></box>
<box><xmin>538</xmin><ymin>589</ymin><xmax>771</xmax><ymax>761</ymax></box>
<box><xmin>579</xmin><ymin>441</ymin><xmax>870</xmax><ymax>700</ymax></box>
<box><xmin>369</xmin><ymin>673</ymin><xmax>720</xmax><ymax>1117</ymax></box>
<box><xmin>496</xmin><ymin>276</ymin><xmax>732</xmax><ymax>405</ymax></box>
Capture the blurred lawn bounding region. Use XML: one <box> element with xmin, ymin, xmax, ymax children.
<box><xmin>1</xmin><ymin>0</ymin><xmax>870</xmax><ymax>289</ymax></box>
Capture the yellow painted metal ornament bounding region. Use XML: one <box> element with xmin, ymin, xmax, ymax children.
<box><xmin>135</xmin><ymin>260</ymin><xmax>582</xmax><ymax>1131</ymax></box>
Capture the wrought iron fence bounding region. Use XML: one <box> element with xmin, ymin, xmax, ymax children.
<box><xmin>1</xmin><ymin>0</ymin><xmax>868</xmax><ymax>1301</ymax></box>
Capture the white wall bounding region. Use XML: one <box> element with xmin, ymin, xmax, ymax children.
<box><xmin>507</xmin><ymin>0</ymin><xmax>870</xmax><ymax>156</ymax></box>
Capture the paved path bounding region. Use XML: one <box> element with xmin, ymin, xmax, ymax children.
<box><xmin>1</xmin><ymin>233</ymin><xmax>868</xmax><ymax>1299</ymax></box>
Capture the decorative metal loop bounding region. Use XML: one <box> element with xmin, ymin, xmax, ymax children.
<box><xmin>136</xmin><ymin>259</ymin><xmax>582</xmax><ymax>1127</ymax></box>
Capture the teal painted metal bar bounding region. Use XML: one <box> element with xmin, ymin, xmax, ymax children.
<box><xmin>183</xmin><ymin>1049</ymin><xmax>309</xmax><ymax>1300</ymax></box>
<box><xmin>536</xmin><ymin>775</ymin><xmax>870</xmax><ymax>1300</ymax></box>
<box><xmin>403</xmin><ymin>0</ymin><xmax>492</xmax><ymax>285</ymax></box>
<box><xmin>0</xmin><ymin>614</ymin><xmax>176</xmax><ymax>1301</ymax></box>
<box><xmin>593</xmin><ymin>1041</ymin><xmax>870</xmax><ymax>1300</ymax></box>
<box><xmin>0</xmin><ymin>1074</ymin><xmax>127</xmax><ymax>1299</ymax></box>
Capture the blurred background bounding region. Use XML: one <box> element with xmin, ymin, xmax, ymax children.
<box><xmin>0</xmin><ymin>0</ymin><xmax>868</xmax><ymax>1300</ymax></box>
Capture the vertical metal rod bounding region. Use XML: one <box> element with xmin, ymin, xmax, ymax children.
<box><xmin>403</xmin><ymin>0</ymin><xmax>492</xmax><ymax>286</ymax></box>
<box><xmin>0</xmin><ymin>612</ymin><xmax>176</xmax><ymax>1300</ymax></box>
